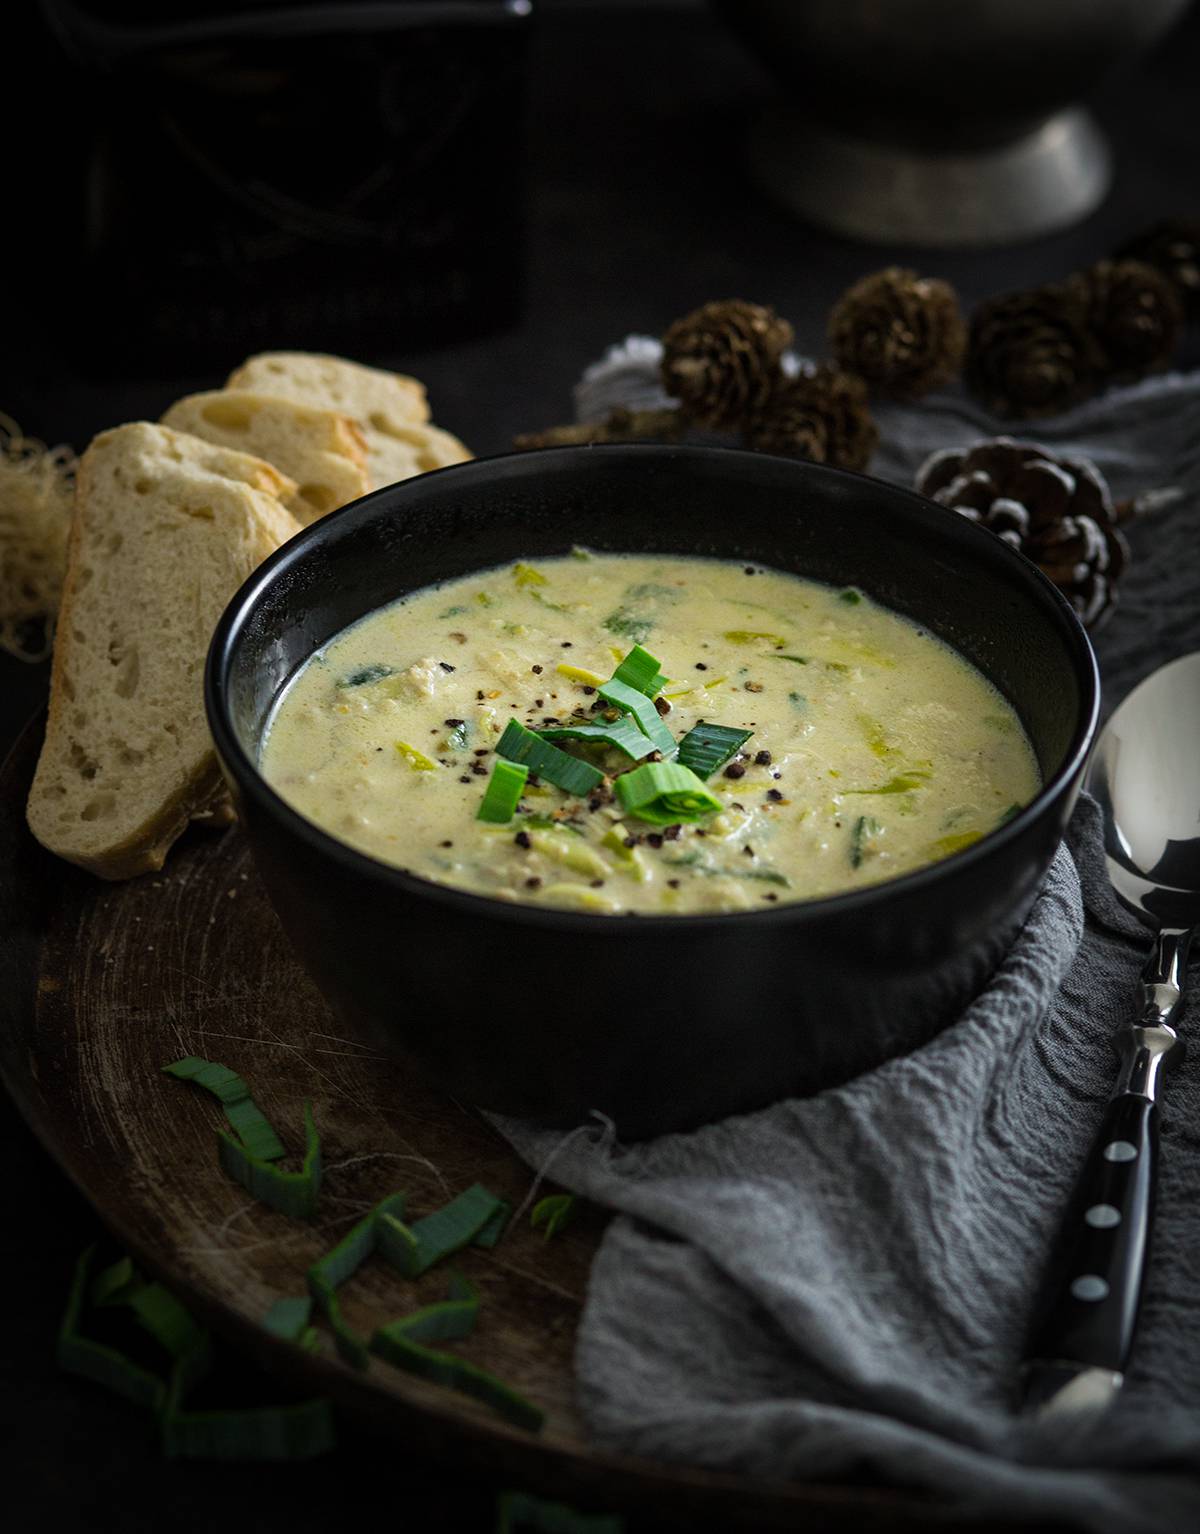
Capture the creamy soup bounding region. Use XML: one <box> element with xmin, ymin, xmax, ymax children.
<box><xmin>261</xmin><ymin>554</ymin><xmax>1040</xmax><ymax>914</ymax></box>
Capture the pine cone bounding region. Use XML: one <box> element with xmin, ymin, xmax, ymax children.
<box><xmin>966</xmin><ymin>284</ymin><xmax>1098</xmax><ymax>419</ymax></box>
<box><xmin>1069</xmin><ymin>258</ymin><xmax>1183</xmax><ymax>380</ymax></box>
<box><xmin>916</xmin><ymin>437</ymin><xmax>1129</xmax><ymax>627</ymax></box>
<box><xmin>828</xmin><ymin>267</ymin><xmax>966</xmax><ymax>399</ymax></box>
<box><xmin>660</xmin><ymin>299</ymin><xmax>793</xmax><ymax>429</ymax></box>
<box><xmin>747</xmin><ymin>367</ymin><xmax>877</xmax><ymax>473</ymax></box>
<box><xmin>1115</xmin><ymin>219</ymin><xmax>1200</xmax><ymax>322</ymax></box>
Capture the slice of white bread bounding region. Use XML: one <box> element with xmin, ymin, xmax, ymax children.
<box><xmin>225</xmin><ymin>350</ymin><xmax>472</xmax><ymax>491</ymax></box>
<box><xmin>26</xmin><ymin>423</ymin><xmax>301</xmax><ymax>880</ymax></box>
<box><xmin>161</xmin><ymin>390</ymin><xmax>370</xmax><ymax>525</ymax></box>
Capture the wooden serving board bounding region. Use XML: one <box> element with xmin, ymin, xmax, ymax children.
<box><xmin>0</xmin><ymin>717</ymin><xmax>1016</xmax><ymax>1531</ymax></box>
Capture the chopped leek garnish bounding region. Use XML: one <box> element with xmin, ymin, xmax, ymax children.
<box><xmin>513</xmin><ymin>562</ymin><xmax>546</xmax><ymax>587</ymax></box>
<box><xmin>58</xmin><ymin>1247</ymin><xmax>168</xmax><ymax>1411</ymax></box>
<box><xmin>530</xmin><ymin>1194</ymin><xmax>577</xmax><ymax>1240</ymax></box>
<box><xmin>164</xmin><ymin>1056</ymin><xmax>286</xmax><ymax>1162</ymax></box>
<box><xmin>341</xmin><ymin>663</ymin><xmax>395</xmax><ymax>687</ymax></box>
<box><xmin>675</xmin><ymin>722</ymin><xmax>753</xmax><ymax>780</ymax></box>
<box><xmin>496</xmin><ymin>1492</ymin><xmax>624</xmax><ymax>1534</ymax></box>
<box><xmin>770</xmin><ymin>654</ymin><xmax>809</xmax><ymax>665</ymax></box>
<box><xmin>839</xmin><ymin>587</ymin><xmax>863</xmax><ymax>604</ymax></box>
<box><xmin>218</xmin><ymin>1101</ymin><xmax>322</xmax><ymax>1220</ymax></box>
<box><xmin>602</xmin><ymin>610</ymin><xmax>651</xmax><ymax>644</ymax></box>
<box><xmin>850</xmin><ymin>815</ymin><xmax>883</xmax><ymax>868</ymax></box>
<box><xmin>537</xmin><ymin>719</ymin><xmax>656</xmax><ymax>760</ymax></box>
<box><xmin>496</xmin><ymin>721</ymin><xmax>603</xmax><ymax>797</ymax></box>
<box><xmin>611</xmin><ymin>644</ymin><xmax>664</xmax><ymax>697</ymax></box>
<box><xmin>596</xmin><ymin>678</ymin><xmax>676</xmax><ymax>755</ymax></box>
<box><xmin>556</xmin><ymin>661</ymin><xmax>607</xmax><ymax>686</ymax></box>
<box><xmin>377</xmin><ymin>1184</ymin><xmax>506</xmax><ymax>1279</ymax></box>
<box><xmin>264</xmin><ymin>1296</ymin><xmax>314</xmax><ymax>1342</ymax></box>
<box><xmin>396</xmin><ymin>740</ymin><xmax>440</xmax><ymax>771</ymax></box>
<box><xmin>614</xmin><ymin>761</ymin><xmax>722</xmax><ymax>825</ymax></box>
<box><xmin>369</xmin><ymin>1327</ymin><xmax>544</xmax><ymax>1432</ymax></box>
<box><xmin>477</xmin><ymin>760</ymin><xmax>529</xmax><ymax>823</ymax></box>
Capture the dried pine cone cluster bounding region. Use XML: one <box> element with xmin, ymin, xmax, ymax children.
<box><xmin>659</xmin><ymin>298</ymin><xmax>877</xmax><ymax>471</ymax></box>
<box><xmin>916</xmin><ymin>438</ymin><xmax>1130</xmax><ymax>627</ymax></box>
<box><xmin>967</xmin><ymin>259</ymin><xmax>1183</xmax><ymax>418</ymax></box>
<box><xmin>828</xmin><ymin>268</ymin><xmax>966</xmax><ymax>399</ymax></box>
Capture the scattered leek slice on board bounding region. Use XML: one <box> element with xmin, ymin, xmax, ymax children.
<box><xmin>305</xmin><ymin>1191</ymin><xmax>407</xmax><ymax>1370</ymax></box>
<box><xmin>164</xmin><ymin>1056</ymin><xmax>286</xmax><ymax>1162</ymax></box>
<box><xmin>473</xmin><ymin>1201</ymin><xmax>512</xmax><ymax>1250</ymax></box>
<box><xmin>263</xmin><ymin>1296</ymin><xmax>313</xmax><ymax>1342</ymax></box>
<box><xmin>537</xmin><ymin>718</ymin><xmax>656</xmax><ymax>760</ymax></box>
<box><xmin>611</xmin><ymin>644</ymin><xmax>664</xmax><ymax>697</ymax></box>
<box><xmin>495</xmin><ymin>1491</ymin><xmax>625</xmax><ymax>1534</ymax></box>
<box><xmin>595</xmin><ymin>678</ymin><xmax>676</xmax><ymax>756</ymax></box>
<box><xmin>614</xmin><ymin>761</ymin><xmax>722</xmax><ymax>825</ymax></box>
<box><xmin>58</xmin><ymin>1247</ymin><xmax>168</xmax><ymax>1411</ymax></box>
<box><xmin>218</xmin><ymin>1101</ymin><xmax>322</xmax><ymax>1220</ymax></box>
<box><xmin>369</xmin><ymin>1326</ymin><xmax>544</xmax><ymax>1432</ymax></box>
<box><xmin>90</xmin><ymin>1254</ymin><xmax>137</xmax><ymax>1308</ymax></box>
<box><xmin>387</xmin><ymin>1273</ymin><xmax>480</xmax><ymax>1345</ymax></box>
<box><xmin>477</xmin><ymin>759</ymin><xmax>529</xmax><ymax>823</ymax></box>
<box><xmin>378</xmin><ymin>1184</ymin><xmax>506</xmax><ymax>1279</ymax></box>
<box><xmin>496</xmin><ymin>721</ymin><xmax>604</xmax><ymax>797</ymax></box>
<box><xmin>160</xmin><ymin>1342</ymin><xmax>334</xmax><ymax>1463</ymax></box>
<box><xmin>675</xmin><ymin>722</ymin><xmax>753</xmax><ymax>780</ymax></box>
<box><xmin>530</xmin><ymin>1194</ymin><xmax>577</xmax><ymax>1240</ymax></box>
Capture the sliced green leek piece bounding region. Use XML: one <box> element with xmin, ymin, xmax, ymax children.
<box><xmin>527</xmin><ymin>828</ymin><xmax>610</xmax><ymax>880</ymax></box>
<box><xmin>844</xmin><ymin>770</ymin><xmax>932</xmax><ymax>796</ymax></box>
<box><xmin>496</xmin><ymin>721</ymin><xmax>604</xmax><ymax>797</ymax></box>
<box><xmin>305</xmin><ymin>1191</ymin><xmax>407</xmax><ymax>1370</ymax></box>
<box><xmin>595</xmin><ymin>678</ymin><xmax>676</xmax><ymax>756</ymax></box>
<box><xmin>389</xmin><ymin>1273</ymin><xmax>479</xmax><ymax>1345</ymax></box>
<box><xmin>377</xmin><ymin>1184</ymin><xmax>506</xmax><ymax>1279</ymax></box>
<box><xmin>556</xmin><ymin>661</ymin><xmax>607</xmax><ymax>687</ymax></box>
<box><xmin>850</xmin><ymin>815</ymin><xmax>883</xmax><ymax>869</ymax></box>
<box><xmin>160</xmin><ymin>1344</ymin><xmax>335</xmax><ymax>1462</ymax></box>
<box><xmin>58</xmin><ymin>1247</ymin><xmax>167</xmax><ymax>1411</ymax></box>
<box><xmin>614</xmin><ymin>761</ymin><xmax>722</xmax><ymax>825</ymax></box>
<box><xmin>164</xmin><ymin>1056</ymin><xmax>286</xmax><ymax>1162</ymax></box>
<box><xmin>675</xmin><ymin>722</ymin><xmax>753</xmax><ymax>780</ymax></box>
<box><xmin>495</xmin><ymin>1490</ymin><xmax>625</xmax><ymax>1534</ymax></box>
<box><xmin>513</xmin><ymin>562</ymin><xmax>546</xmax><ymax>587</ymax></box>
<box><xmin>263</xmin><ymin>1296</ymin><xmax>314</xmax><ymax>1342</ymax></box>
<box><xmin>218</xmin><ymin>1101</ymin><xmax>322</xmax><ymax>1221</ymax></box>
<box><xmin>369</xmin><ymin>1326</ymin><xmax>544</xmax><ymax>1432</ymax></box>
<box><xmin>611</xmin><ymin>644</ymin><xmax>664</xmax><ymax>697</ymax></box>
<box><xmin>530</xmin><ymin>1194</ymin><xmax>577</xmax><ymax>1240</ymax></box>
<box><xmin>478</xmin><ymin>759</ymin><xmax>529</xmax><ymax>823</ymax></box>
<box><xmin>537</xmin><ymin>718</ymin><xmax>656</xmax><ymax>761</ymax></box>
<box><xmin>473</xmin><ymin>1201</ymin><xmax>512</xmax><ymax>1250</ymax></box>
<box><xmin>396</xmin><ymin>740</ymin><xmax>440</xmax><ymax>771</ymax></box>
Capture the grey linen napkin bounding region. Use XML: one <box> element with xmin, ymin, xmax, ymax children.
<box><xmin>495</xmin><ymin>354</ymin><xmax>1200</xmax><ymax>1533</ymax></box>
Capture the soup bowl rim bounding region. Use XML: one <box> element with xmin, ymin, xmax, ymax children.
<box><xmin>205</xmin><ymin>443</ymin><xmax>1100</xmax><ymax>933</ymax></box>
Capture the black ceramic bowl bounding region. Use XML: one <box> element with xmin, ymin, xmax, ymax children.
<box><xmin>206</xmin><ymin>446</ymin><xmax>1098</xmax><ymax>1138</ymax></box>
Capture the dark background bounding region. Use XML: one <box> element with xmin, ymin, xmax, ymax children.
<box><xmin>2</xmin><ymin>1</ymin><xmax>1198</xmax><ymax>1528</ymax></box>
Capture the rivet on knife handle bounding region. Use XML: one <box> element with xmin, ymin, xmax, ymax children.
<box><xmin>1022</xmin><ymin>927</ymin><xmax>1189</xmax><ymax>1417</ymax></box>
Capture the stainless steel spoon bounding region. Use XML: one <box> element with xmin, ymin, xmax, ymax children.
<box><xmin>1024</xmin><ymin>651</ymin><xmax>1200</xmax><ymax>1417</ymax></box>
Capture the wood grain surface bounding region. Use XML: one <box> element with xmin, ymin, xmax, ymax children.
<box><xmin>0</xmin><ymin>718</ymin><xmax>1042</xmax><ymax>1532</ymax></box>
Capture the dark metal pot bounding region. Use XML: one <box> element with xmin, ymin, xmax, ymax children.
<box><xmin>206</xmin><ymin>446</ymin><xmax>1098</xmax><ymax>1139</ymax></box>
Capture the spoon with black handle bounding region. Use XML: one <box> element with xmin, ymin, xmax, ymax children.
<box><xmin>1023</xmin><ymin>651</ymin><xmax>1200</xmax><ymax>1417</ymax></box>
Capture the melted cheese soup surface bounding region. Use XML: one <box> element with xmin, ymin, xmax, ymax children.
<box><xmin>261</xmin><ymin>554</ymin><xmax>1040</xmax><ymax>914</ymax></box>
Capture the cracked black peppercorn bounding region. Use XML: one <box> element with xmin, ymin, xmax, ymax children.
<box><xmin>514</xmin><ymin>830</ymin><xmax>532</xmax><ymax>849</ymax></box>
<box><xmin>755</xmin><ymin>750</ymin><xmax>772</xmax><ymax>765</ymax></box>
<box><xmin>723</xmin><ymin>761</ymin><xmax>746</xmax><ymax>780</ymax></box>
